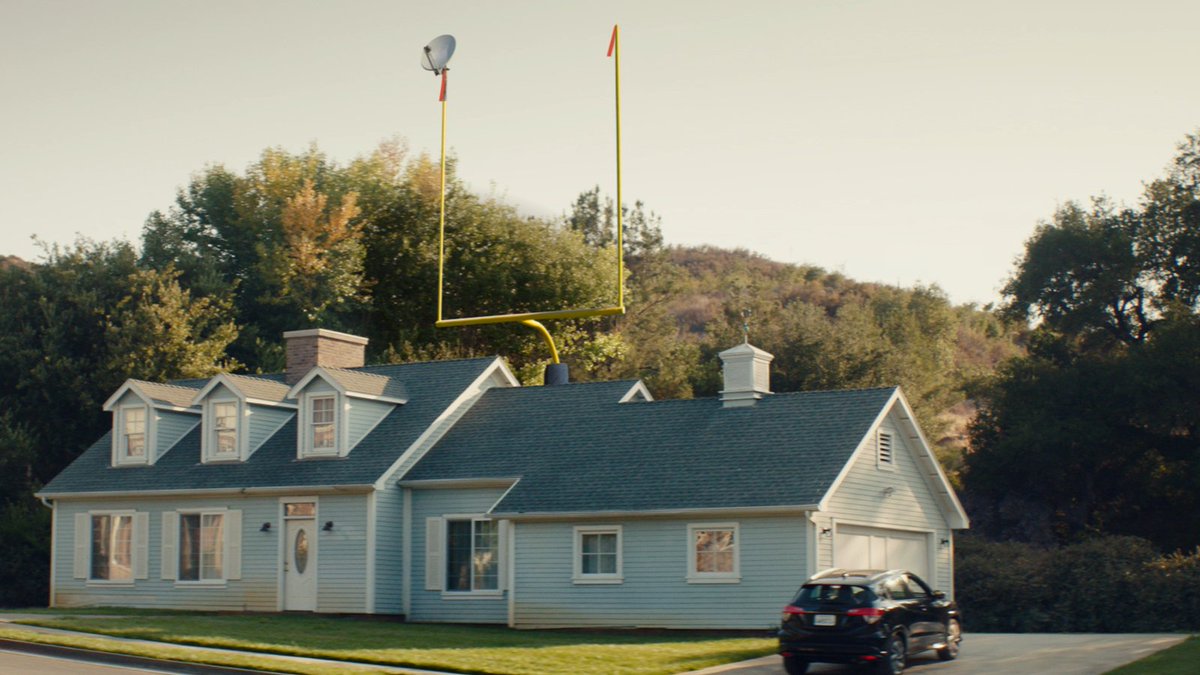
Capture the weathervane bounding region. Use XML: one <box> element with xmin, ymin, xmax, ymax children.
<box><xmin>741</xmin><ymin>309</ymin><xmax>752</xmax><ymax>344</ymax></box>
<box><xmin>420</xmin><ymin>27</ymin><xmax>627</xmax><ymax>384</ymax></box>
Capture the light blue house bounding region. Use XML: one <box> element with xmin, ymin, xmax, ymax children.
<box><xmin>39</xmin><ymin>329</ymin><xmax>968</xmax><ymax>628</ymax></box>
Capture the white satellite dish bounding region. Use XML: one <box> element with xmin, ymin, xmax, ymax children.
<box><xmin>421</xmin><ymin>35</ymin><xmax>456</xmax><ymax>75</ymax></box>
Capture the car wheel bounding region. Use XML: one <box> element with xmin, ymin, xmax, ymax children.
<box><xmin>782</xmin><ymin>654</ymin><xmax>810</xmax><ymax>674</ymax></box>
<box><xmin>937</xmin><ymin>618</ymin><xmax>961</xmax><ymax>661</ymax></box>
<box><xmin>876</xmin><ymin>630</ymin><xmax>906</xmax><ymax>675</ymax></box>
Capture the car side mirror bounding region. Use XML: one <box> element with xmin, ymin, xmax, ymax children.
<box><xmin>932</xmin><ymin>590</ymin><xmax>946</xmax><ymax>599</ymax></box>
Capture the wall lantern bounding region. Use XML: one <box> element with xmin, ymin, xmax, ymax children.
<box><xmin>260</xmin><ymin>522</ymin><xmax>271</xmax><ymax>532</ymax></box>
<box><xmin>323</xmin><ymin>521</ymin><xmax>334</xmax><ymax>532</ymax></box>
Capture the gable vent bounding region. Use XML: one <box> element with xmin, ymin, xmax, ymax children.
<box><xmin>877</xmin><ymin>431</ymin><xmax>894</xmax><ymax>466</ymax></box>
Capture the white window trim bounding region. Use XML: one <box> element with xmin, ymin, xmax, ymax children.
<box><xmin>202</xmin><ymin>398</ymin><xmax>243</xmax><ymax>463</ymax></box>
<box><xmin>687</xmin><ymin>522</ymin><xmax>741</xmax><ymax>584</ymax></box>
<box><xmin>299</xmin><ymin>392</ymin><xmax>342</xmax><ymax>458</ymax></box>
<box><xmin>174</xmin><ymin>508</ymin><xmax>230</xmax><ymax>586</ymax></box>
<box><xmin>113</xmin><ymin>404</ymin><xmax>152</xmax><ymax>466</ymax></box>
<box><xmin>573</xmin><ymin>525</ymin><xmax>623</xmax><ymax>584</ymax></box>
<box><xmin>876</xmin><ymin>428</ymin><xmax>896</xmax><ymax>472</ymax></box>
<box><xmin>85</xmin><ymin>509</ymin><xmax>137</xmax><ymax>585</ymax></box>
<box><xmin>440</xmin><ymin>515</ymin><xmax>503</xmax><ymax>598</ymax></box>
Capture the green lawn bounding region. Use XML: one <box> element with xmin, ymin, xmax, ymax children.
<box><xmin>10</xmin><ymin>612</ymin><xmax>777</xmax><ymax>675</ymax></box>
<box><xmin>1104</xmin><ymin>636</ymin><xmax>1200</xmax><ymax>675</ymax></box>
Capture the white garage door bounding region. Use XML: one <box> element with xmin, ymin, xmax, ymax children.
<box><xmin>834</xmin><ymin>524</ymin><xmax>931</xmax><ymax>583</ymax></box>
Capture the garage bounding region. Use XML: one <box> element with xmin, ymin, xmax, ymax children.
<box><xmin>833</xmin><ymin>524</ymin><xmax>931</xmax><ymax>583</ymax></box>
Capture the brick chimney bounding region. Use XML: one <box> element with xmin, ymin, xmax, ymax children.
<box><xmin>283</xmin><ymin>329</ymin><xmax>369</xmax><ymax>385</ymax></box>
<box><xmin>718</xmin><ymin>342</ymin><xmax>773</xmax><ymax>407</ymax></box>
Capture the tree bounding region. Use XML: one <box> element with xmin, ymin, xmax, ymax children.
<box><xmin>967</xmin><ymin>130</ymin><xmax>1200</xmax><ymax>551</ymax></box>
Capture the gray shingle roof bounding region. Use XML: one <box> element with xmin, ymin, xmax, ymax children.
<box><xmin>222</xmin><ymin>374</ymin><xmax>291</xmax><ymax>403</ymax></box>
<box><xmin>322</xmin><ymin>368</ymin><xmax>409</xmax><ymax>401</ymax></box>
<box><xmin>131</xmin><ymin>380</ymin><xmax>204</xmax><ymax>409</ymax></box>
<box><xmin>41</xmin><ymin>358</ymin><xmax>498</xmax><ymax>495</ymax></box>
<box><xmin>405</xmin><ymin>382</ymin><xmax>897</xmax><ymax>514</ymax></box>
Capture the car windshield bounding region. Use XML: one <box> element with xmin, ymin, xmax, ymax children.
<box><xmin>793</xmin><ymin>583</ymin><xmax>873</xmax><ymax>608</ymax></box>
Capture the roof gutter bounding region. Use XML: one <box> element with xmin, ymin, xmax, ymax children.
<box><xmin>35</xmin><ymin>484</ymin><xmax>377</xmax><ymax>500</ymax></box>
<box><xmin>490</xmin><ymin>503</ymin><xmax>821</xmax><ymax>521</ymax></box>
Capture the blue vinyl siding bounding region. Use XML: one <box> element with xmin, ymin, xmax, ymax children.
<box><xmin>347</xmin><ymin>398</ymin><xmax>392</xmax><ymax>450</ymax></box>
<box><xmin>512</xmin><ymin>516</ymin><xmax>808</xmax><ymax>629</ymax></box>
<box><xmin>373</xmin><ymin>483</ymin><xmax>405</xmax><ymax>614</ymax></box>
<box><xmin>409</xmin><ymin>487</ymin><xmax>508</xmax><ymax>624</ymax></box>
<box><xmin>53</xmin><ymin>496</ymin><xmax>278</xmax><ymax>611</ymax></box>
<box><xmin>313</xmin><ymin>494</ymin><xmax>370</xmax><ymax>613</ymax></box>
<box><xmin>53</xmin><ymin>493</ymin><xmax>371</xmax><ymax>613</ymax></box>
<box><xmin>246</xmin><ymin>405</ymin><xmax>292</xmax><ymax>454</ymax></box>
<box><xmin>155</xmin><ymin>411</ymin><xmax>199</xmax><ymax>459</ymax></box>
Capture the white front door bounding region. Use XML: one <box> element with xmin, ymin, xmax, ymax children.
<box><xmin>834</xmin><ymin>524</ymin><xmax>931</xmax><ymax>584</ymax></box>
<box><xmin>284</xmin><ymin>518</ymin><xmax>316</xmax><ymax>610</ymax></box>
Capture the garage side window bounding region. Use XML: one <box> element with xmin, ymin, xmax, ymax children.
<box><xmin>573</xmin><ymin>526</ymin><xmax>622</xmax><ymax>583</ymax></box>
<box><xmin>446</xmin><ymin>519</ymin><xmax>499</xmax><ymax>592</ymax></box>
<box><xmin>687</xmin><ymin>523</ymin><xmax>740</xmax><ymax>583</ymax></box>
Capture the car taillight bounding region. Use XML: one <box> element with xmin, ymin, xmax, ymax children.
<box><xmin>782</xmin><ymin>605</ymin><xmax>806</xmax><ymax>623</ymax></box>
<box><xmin>846</xmin><ymin>607</ymin><xmax>885</xmax><ymax>624</ymax></box>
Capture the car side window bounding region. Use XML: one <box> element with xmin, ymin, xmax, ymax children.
<box><xmin>903</xmin><ymin>575</ymin><xmax>929</xmax><ymax>600</ymax></box>
<box><xmin>885</xmin><ymin>576</ymin><xmax>910</xmax><ymax>600</ymax></box>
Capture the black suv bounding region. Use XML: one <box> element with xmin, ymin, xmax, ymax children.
<box><xmin>778</xmin><ymin>568</ymin><xmax>961</xmax><ymax>674</ymax></box>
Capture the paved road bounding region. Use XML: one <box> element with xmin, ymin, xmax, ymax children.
<box><xmin>699</xmin><ymin>634</ymin><xmax>1188</xmax><ymax>675</ymax></box>
<box><xmin>0</xmin><ymin>648</ymin><xmax>182</xmax><ymax>674</ymax></box>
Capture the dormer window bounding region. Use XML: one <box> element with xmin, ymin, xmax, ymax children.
<box><xmin>121</xmin><ymin>406</ymin><xmax>147</xmax><ymax>462</ymax></box>
<box><xmin>212</xmin><ymin>401</ymin><xmax>239</xmax><ymax>458</ymax></box>
<box><xmin>311</xmin><ymin>396</ymin><xmax>336</xmax><ymax>450</ymax></box>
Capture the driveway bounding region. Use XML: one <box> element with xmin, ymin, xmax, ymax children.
<box><xmin>697</xmin><ymin>634</ymin><xmax>1188</xmax><ymax>675</ymax></box>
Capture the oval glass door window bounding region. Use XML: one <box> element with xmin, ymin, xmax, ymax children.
<box><xmin>294</xmin><ymin>529</ymin><xmax>309</xmax><ymax>574</ymax></box>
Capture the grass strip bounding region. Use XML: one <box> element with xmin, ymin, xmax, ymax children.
<box><xmin>12</xmin><ymin>614</ymin><xmax>776</xmax><ymax>675</ymax></box>
<box><xmin>1103</xmin><ymin>635</ymin><xmax>1200</xmax><ymax>675</ymax></box>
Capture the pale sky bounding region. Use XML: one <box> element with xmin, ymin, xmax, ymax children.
<box><xmin>2</xmin><ymin>0</ymin><xmax>1198</xmax><ymax>305</ymax></box>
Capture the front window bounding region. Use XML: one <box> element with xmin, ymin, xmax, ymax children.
<box><xmin>123</xmin><ymin>407</ymin><xmax>146</xmax><ymax>458</ymax></box>
<box><xmin>179</xmin><ymin>513</ymin><xmax>225</xmax><ymax>581</ymax></box>
<box><xmin>446</xmin><ymin>519</ymin><xmax>498</xmax><ymax>591</ymax></box>
<box><xmin>213</xmin><ymin>402</ymin><xmax>238</xmax><ymax>456</ymax></box>
<box><xmin>310</xmin><ymin>396</ymin><xmax>336</xmax><ymax>451</ymax></box>
<box><xmin>574</xmin><ymin>526</ymin><xmax>622</xmax><ymax>583</ymax></box>
<box><xmin>90</xmin><ymin>514</ymin><xmax>133</xmax><ymax>581</ymax></box>
<box><xmin>688</xmin><ymin>523</ymin><xmax>740</xmax><ymax>582</ymax></box>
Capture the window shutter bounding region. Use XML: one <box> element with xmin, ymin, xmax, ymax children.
<box><xmin>161</xmin><ymin>511</ymin><xmax>179</xmax><ymax>580</ymax></box>
<box><xmin>425</xmin><ymin>517</ymin><xmax>443</xmax><ymax>591</ymax></box>
<box><xmin>225</xmin><ymin>510</ymin><xmax>242</xmax><ymax>580</ymax></box>
<box><xmin>73</xmin><ymin>513</ymin><xmax>89</xmax><ymax>579</ymax></box>
<box><xmin>498</xmin><ymin>519</ymin><xmax>511</xmax><ymax>591</ymax></box>
<box><xmin>133</xmin><ymin>512</ymin><xmax>149</xmax><ymax>579</ymax></box>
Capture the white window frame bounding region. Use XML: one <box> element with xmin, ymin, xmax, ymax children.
<box><xmin>441</xmin><ymin>516</ymin><xmax>502</xmax><ymax>597</ymax></box>
<box><xmin>300</xmin><ymin>393</ymin><xmax>341</xmax><ymax>458</ymax></box>
<box><xmin>176</xmin><ymin>509</ymin><xmax>229</xmax><ymax>585</ymax></box>
<box><xmin>114</xmin><ymin>405</ymin><xmax>151</xmax><ymax>466</ymax></box>
<box><xmin>203</xmin><ymin>398</ymin><xmax>242</xmax><ymax>462</ymax></box>
<box><xmin>687</xmin><ymin>522</ymin><xmax>740</xmax><ymax>583</ymax></box>
<box><xmin>573</xmin><ymin>525</ymin><xmax>623</xmax><ymax>584</ymax></box>
<box><xmin>876</xmin><ymin>428</ymin><xmax>896</xmax><ymax>472</ymax></box>
<box><xmin>87</xmin><ymin>510</ymin><xmax>136</xmax><ymax>584</ymax></box>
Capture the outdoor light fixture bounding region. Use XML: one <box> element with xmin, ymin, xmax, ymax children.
<box><xmin>260</xmin><ymin>522</ymin><xmax>271</xmax><ymax>532</ymax></box>
<box><xmin>940</xmin><ymin>538</ymin><xmax>951</xmax><ymax>548</ymax></box>
<box><xmin>882</xmin><ymin>487</ymin><xmax>896</xmax><ymax>498</ymax></box>
<box><xmin>820</xmin><ymin>527</ymin><xmax>832</xmax><ymax>537</ymax></box>
<box><xmin>323</xmin><ymin>521</ymin><xmax>334</xmax><ymax>531</ymax></box>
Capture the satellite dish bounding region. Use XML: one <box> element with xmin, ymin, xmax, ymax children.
<box><xmin>421</xmin><ymin>35</ymin><xmax>456</xmax><ymax>75</ymax></box>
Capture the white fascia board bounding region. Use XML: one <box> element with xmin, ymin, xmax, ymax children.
<box><xmin>490</xmin><ymin>504</ymin><xmax>819</xmax><ymax>522</ymax></box>
<box><xmin>285</xmin><ymin>367</ymin><xmax>348</xmax><ymax>399</ymax></box>
<box><xmin>372</xmin><ymin>358</ymin><xmax>519</xmax><ymax>490</ymax></box>
<box><xmin>245</xmin><ymin>398</ymin><xmax>298</xmax><ymax>409</ymax></box>
<box><xmin>189</xmin><ymin>373</ymin><xmax>242</xmax><ymax>407</ymax></box>
<box><xmin>619</xmin><ymin>381</ymin><xmax>654</xmax><ymax>403</ymax></box>
<box><xmin>817</xmin><ymin>388</ymin><xmax>899</xmax><ymax>514</ymax></box>
<box><xmin>398</xmin><ymin>477</ymin><xmax>521</xmax><ymax>490</ymax></box>
<box><xmin>344</xmin><ymin>391</ymin><xmax>408</xmax><ymax>405</ymax></box>
<box><xmin>815</xmin><ymin>387</ymin><xmax>969</xmax><ymax>530</ymax></box>
<box><xmin>36</xmin><ymin>484</ymin><xmax>376</xmax><ymax>500</ymax></box>
<box><xmin>102</xmin><ymin>381</ymin><xmax>153</xmax><ymax>412</ymax></box>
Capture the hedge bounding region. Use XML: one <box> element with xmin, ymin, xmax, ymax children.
<box><xmin>955</xmin><ymin>535</ymin><xmax>1200</xmax><ymax>632</ymax></box>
